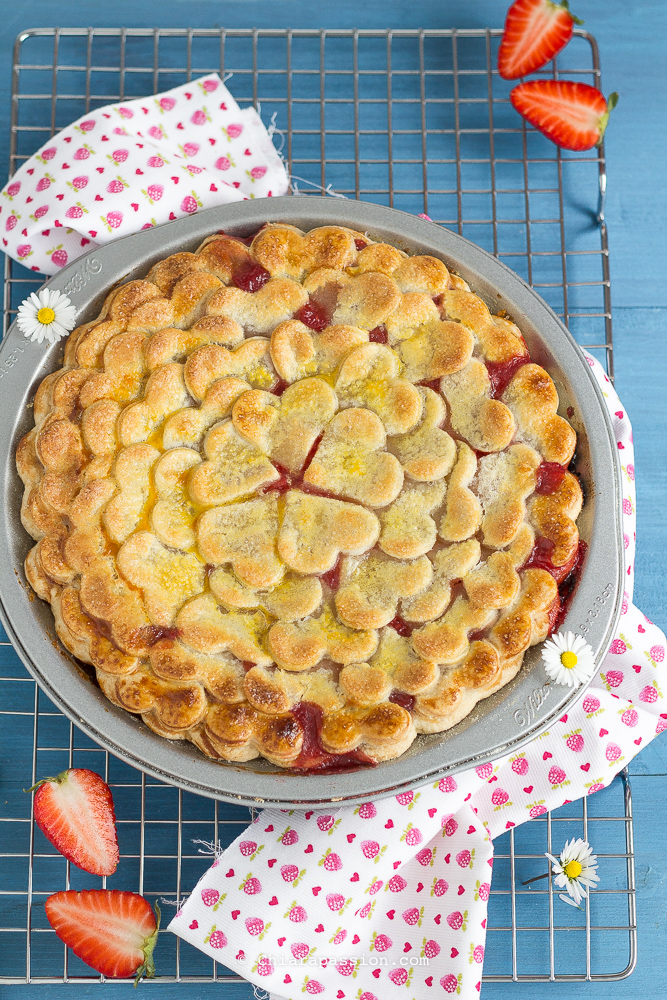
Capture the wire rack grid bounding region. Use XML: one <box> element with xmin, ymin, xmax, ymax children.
<box><xmin>0</xmin><ymin>26</ymin><xmax>633</xmax><ymax>987</ymax></box>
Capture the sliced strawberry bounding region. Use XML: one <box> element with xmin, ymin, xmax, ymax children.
<box><xmin>510</xmin><ymin>81</ymin><xmax>618</xmax><ymax>151</ymax></box>
<box><xmin>29</xmin><ymin>768</ymin><xmax>118</xmax><ymax>876</ymax></box>
<box><xmin>45</xmin><ymin>890</ymin><xmax>159</xmax><ymax>983</ymax></box>
<box><xmin>498</xmin><ymin>0</ymin><xmax>583</xmax><ymax>80</ymax></box>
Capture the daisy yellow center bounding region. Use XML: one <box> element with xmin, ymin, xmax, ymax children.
<box><xmin>560</xmin><ymin>651</ymin><xmax>578</xmax><ymax>670</ymax></box>
<box><xmin>36</xmin><ymin>307</ymin><xmax>56</xmax><ymax>325</ymax></box>
<box><xmin>563</xmin><ymin>859</ymin><xmax>582</xmax><ymax>879</ymax></box>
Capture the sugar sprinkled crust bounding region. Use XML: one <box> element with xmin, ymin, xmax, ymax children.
<box><xmin>18</xmin><ymin>224</ymin><xmax>582</xmax><ymax>769</ymax></box>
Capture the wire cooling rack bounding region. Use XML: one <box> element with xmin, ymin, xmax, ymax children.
<box><xmin>0</xmin><ymin>27</ymin><xmax>633</xmax><ymax>987</ymax></box>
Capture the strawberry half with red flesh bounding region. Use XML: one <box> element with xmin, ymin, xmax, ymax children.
<box><xmin>498</xmin><ymin>0</ymin><xmax>583</xmax><ymax>80</ymax></box>
<box><xmin>30</xmin><ymin>768</ymin><xmax>119</xmax><ymax>876</ymax></box>
<box><xmin>510</xmin><ymin>81</ymin><xmax>618</xmax><ymax>151</ymax></box>
<box><xmin>45</xmin><ymin>890</ymin><xmax>159</xmax><ymax>983</ymax></box>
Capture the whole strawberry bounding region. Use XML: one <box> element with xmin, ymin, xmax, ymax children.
<box><xmin>322</xmin><ymin>852</ymin><xmax>342</xmax><ymax>871</ymax></box>
<box><xmin>30</xmin><ymin>769</ymin><xmax>118</xmax><ymax>876</ymax></box>
<box><xmin>357</xmin><ymin>802</ymin><xmax>377</xmax><ymax>819</ymax></box>
<box><xmin>361</xmin><ymin>840</ymin><xmax>380</xmax><ymax>859</ymax></box>
<box><xmin>432</xmin><ymin>878</ymin><xmax>449</xmax><ymax>897</ymax></box>
<box><xmin>201</xmin><ymin>888</ymin><xmax>219</xmax><ymax>907</ymax></box>
<box><xmin>239</xmin><ymin>840</ymin><xmax>257</xmax><ymax>857</ymax></box>
<box><xmin>388</xmin><ymin>874</ymin><xmax>407</xmax><ymax>892</ymax></box>
<box><xmin>245</xmin><ymin>916</ymin><xmax>264</xmax><ymax>936</ymax></box>
<box><xmin>371</xmin><ymin>932</ymin><xmax>392</xmax><ymax>952</ymax></box>
<box><xmin>402</xmin><ymin>906</ymin><xmax>422</xmax><ymax>926</ymax></box>
<box><xmin>423</xmin><ymin>938</ymin><xmax>441</xmax><ymax>958</ymax></box>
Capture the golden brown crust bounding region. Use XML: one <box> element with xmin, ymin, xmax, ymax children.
<box><xmin>17</xmin><ymin>224</ymin><xmax>582</xmax><ymax>769</ymax></box>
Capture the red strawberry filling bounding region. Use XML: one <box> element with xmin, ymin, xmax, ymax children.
<box><xmin>486</xmin><ymin>354</ymin><xmax>530</xmax><ymax>398</ymax></box>
<box><xmin>534</xmin><ymin>461</ymin><xmax>567</xmax><ymax>494</ymax></box>
<box><xmin>290</xmin><ymin>702</ymin><xmax>375</xmax><ymax>772</ymax></box>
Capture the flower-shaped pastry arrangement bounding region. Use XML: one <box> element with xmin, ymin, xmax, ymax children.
<box><xmin>16</xmin><ymin>224</ymin><xmax>585</xmax><ymax>770</ymax></box>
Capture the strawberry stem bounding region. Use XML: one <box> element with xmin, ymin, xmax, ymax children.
<box><xmin>597</xmin><ymin>93</ymin><xmax>619</xmax><ymax>146</ymax></box>
<box><xmin>25</xmin><ymin>769</ymin><xmax>70</xmax><ymax>793</ymax></box>
<box><xmin>557</xmin><ymin>1</ymin><xmax>584</xmax><ymax>26</ymax></box>
<box><xmin>133</xmin><ymin>901</ymin><xmax>160</xmax><ymax>987</ymax></box>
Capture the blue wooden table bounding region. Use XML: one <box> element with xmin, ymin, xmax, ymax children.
<box><xmin>0</xmin><ymin>1</ymin><xmax>665</xmax><ymax>998</ymax></box>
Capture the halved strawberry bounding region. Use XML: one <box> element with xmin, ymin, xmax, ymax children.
<box><xmin>45</xmin><ymin>890</ymin><xmax>159</xmax><ymax>982</ymax></box>
<box><xmin>510</xmin><ymin>81</ymin><xmax>618</xmax><ymax>151</ymax></box>
<box><xmin>498</xmin><ymin>0</ymin><xmax>583</xmax><ymax>80</ymax></box>
<box><xmin>29</xmin><ymin>768</ymin><xmax>118</xmax><ymax>876</ymax></box>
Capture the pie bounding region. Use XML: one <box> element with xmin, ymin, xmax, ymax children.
<box><xmin>17</xmin><ymin>224</ymin><xmax>584</xmax><ymax>770</ymax></box>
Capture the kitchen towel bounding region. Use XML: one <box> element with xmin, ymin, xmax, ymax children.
<box><xmin>168</xmin><ymin>352</ymin><xmax>665</xmax><ymax>999</ymax></box>
<box><xmin>0</xmin><ymin>73</ymin><xmax>289</xmax><ymax>275</ymax></box>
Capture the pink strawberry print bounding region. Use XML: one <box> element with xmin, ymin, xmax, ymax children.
<box><xmin>402</xmin><ymin>825</ymin><xmax>423</xmax><ymax>846</ymax></box>
<box><xmin>358</xmin><ymin>902</ymin><xmax>372</xmax><ymax>919</ymax></box>
<box><xmin>371</xmin><ymin>932</ymin><xmax>392</xmax><ymax>952</ymax></box>
<box><xmin>388</xmin><ymin>968</ymin><xmax>408</xmax><ymax>986</ymax></box>
<box><xmin>144</xmin><ymin>183</ymin><xmax>164</xmax><ymax>203</ymax></box>
<box><xmin>5</xmin><ymin>215</ymin><xmax>18</xmax><ymax>232</ymax></box>
<box><xmin>281</xmin><ymin>828</ymin><xmax>298</xmax><ymax>845</ymax></box>
<box><xmin>548</xmin><ymin>766</ymin><xmax>567</xmax><ymax>786</ymax></box>
<box><xmin>250</xmin><ymin>165</ymin><xmax>267</xmax><ymax>179</ymax></box>
<box><xmin>583</xmin><ymin>694</ymin><xmax>601</xmax><ymax>715</ymax></box>
<box><xmin>6</xmin><ymin>181</ymin><xmax>20</xmax><ymax>197</ymax></box>
<box><xmin>361</xmin><ymin>840</ymin><xmax>380</xmax><ymax>859</ymax></box>
<box><xmin>292</xmin><ymin>942</ymin><xmax>310</xmax><ymax>959</ymax></box>
<box><xmin>416</xmin><ymin>848</ymin><xmax>434</xmax><ymax>867</ymax></box>
<box><xmin>245</xmin><ymin>916</ymin><xmax>264</xmax><ymax>936</ymax></box>
<box><xmin>388</xmin><ymin>874</ymin><xmax>407</xmax><ymax>892</ymax></box>
<box><xmin>102</xmin><ymin>210</ymin><xmax>123</xmax><ymax>231</ymax></box>
<box><xmin>321</xmin><ymin>851</ymin><xmax>342</xmax><ymax>871</ymax></box>
<box><xmin>73</xmin><ymin>146</ymin><xmax>92</xmax><ymax>161</ymax></box>
<box><xmin>472</xmin><ymin>945</ymin><xmax>485</xmax><ymax>963</ymax></box>
<box><xmin>336</xmin><ymin>959</ymin><xmax>357</xmax><ymax>977</ymax></box>
<box><xmin>49</xmin><ymin>248</ymin><xmax>68</xmax><ymax>268</ymax></box>
<box><xmin>326</xmin><ymin>893</ymin><xmax>346</xmax><ymax>912</ymax></box>
<box><xmin>148</xmin><ymin>125</ymin><xmax>165</xmax><ymax>140</ymax></box>
<box><xmin>201</xmin><ymin>888</ymin><xmax>219</xmax><ymax>907</ymax></box>
<box><xmin>191</xmin><ymin>109</ymin><xmax>209</xmax><ymax>125</ymax></box>
<box><xmin>181</xmin><ymin>142</ymin><xmax>201</xmax><ymax>157</ymax></box>
<box><xmin>106</xmin><ymin>178</ymin><xmax>126</xmax><ymax>193</ymax></box>
<box><xmin>255</xmin><ymin>956</ymin><xmax>273</xmax><ymax>977</ymax></box>
<box><xmin>529</xmin><ymin>803</ymin><xmax>548</xmax><ymax>818</ymax></box>
<box><xmin>356</xmin><ymin>802</ymin><xmax>377</xmax><ymax>819</ymax></box>
<box><xmin>440</xmin><ymin>973</ymin><xmax>461</xmax><ymax>993</ymax></box>
<box><xmin>396</xmin><ymin>791</ymin><xmax>414</xmax><ymax>806</ymax></box>
<box><xmin>207</xmin><ymin>928</ymin><xmax>227</xmax><ymax>948</ymax></box>
<box><xmin>359</xmin><ymin>993</ymin><xmax>378</xmax><ymax>1000</ymax></box>
<box><xmin>181</xmin><ymin>192</ymin><xmax>201</xmax><ymax>214</ymax></box>
<box><xmin>587</xmin><ymin>781</ymin><xmax>605</xmax><ymax>795</ymax></box>
<box><xmin>605</xmin><ymin>742</ymin><xmax>623</xmax><ymax>762</ymax></box>
<box><xmin>39</xmin><ymin>147</ymin><xmax>57</xmax><ymax>162</ymax></box>
<box><xmin>475</xmin><ymin>880</ymin><xmax>490</xmax><ymax>901</ymax></box>
<box><xmin>36</xmin><ymin>176</ymin><xmax>53</xmax><ymax>192</ymax></box>
<box><xmin>225</xmin><ymin>123</ymin><xmax>244</xmax><ymax>139</ymax></box>
<box><xmin>242</xmin><ymin>876</ymin><xmax>262</xmax><ymax>895</ymax></box>
<box><xmin>331</xmin><ymin>928</ymin><xmax>347</xmax><ymax>944</ymax></box>
<box><xmin>71</xmin><ymin>175</ymin><xmax>89</xmax><ymax>190</ymax></box>
<box><xmin>17</xmin><ymin>244</ymin><xmax>32</xmax><ymax>258</ymax></box>
<box><xmin>147</xmin><ymin>155</ymin><xmax>165</xmax><ymax>168</ymax></box>
<box><xmin>287</xmin><ymin>903</ymin><xmax>307</xmax><ymax>923</ymax></box>
<box><xmin>438</xmin><ymin>776</ymin><xmax>457</xmax><ymax>793</ymax></box>
<box><xmin>116</xmin><ymin>107</ymin><xmax>133</xmax><ymax>119</ymax></box>
<box><xmin>111</xmin><ymin>149</ymin><xmax>129</xmax><ymax>163</ymax></box>
<box><xmin>510</xmin><ymin>755</ymin><xmax>529</xmax><ymax>775</ymax></box>
<box><xmin>475</xmin><ymin>763</ymin><xmax>493</xmax><ymax>780</ymax></box>
<box><xmin>648</xmin><ymin>645</ymin><xmax>665</xmax><ymax>666</ymax></box>
<box><xmin>215</xmin><ymin>156</ymin><xmax>233</xmax><ymax>170</ymax></box>
<box><xmin>65</xmin><ymin>204</ymin><xmax>86</xmax><ymax>219</ymax></box>
<box><xmin>442</xmin><ymin>816</ymin><xmax>458</xmax><ymax>837</ymax></box>
<box><xmin>456</xmin><ymin>849</ymin><xmax>473</xmax><ymax>869</ymax></box>
<box><xmin>159</xmin><ymin>96</ymin><xmax>176</xmax><ymax>111</ymax></box>
<box><xmin>281</xmin><ymin>864</ymin><xmax>300</xmax><ymax>883</ymax></box>
<box><xmin>604</xmin><ymin>670</ymin><xmax>624</xmax><ymax>689</ymax></box>
<box><xmin>431</xmin><ymin>878</ymin><xmax>448</xmax><ymax>897</ymax></box>
<box><xmin>304</xmin><ymin>979</ymin><xmax>325</xmax><ymax>994</ymax></box>
<box><xmin>368</xmin><ymin>880</ymin><xmax>383</xmax><ymax>895</ymax></box>
<box><xmin>491</xmin><ymin>788</ymin><xmax>510</xmax><ymax>807</ymax></box>
<box><xmin>446</xmin><ymin>910</ymin><xmax>467</xmax><ymax>931</ymax></box>
<box><xmin>640</xmin><ymin>684</ymin><xmax>659</xmax><ymax>703</ymax></box>
<box><xmin>656</xmin><ymin>719</ymin><xmax>667</xmax><ymax>735</ymax></box>
<box><xmin>402</xmin><ymin>907</ymin><xmax>423</xmax><ymax>926</ymax></box>
<box><xmin>610</xmin><ymin>639</ymin><xmax>627</xmax><ymax>655</ymax></box>
<box><xmin>423</xmin><ymin>938</ymin><xmax>441</xmax><ymax>958</ymax></box>
<box><xmin>78</xmin><ymin>119</ymin><xmax>96</xmax><ymax>133</ymax></box>
<box><xmin>621</xmin><ymin>708</ymin><xmax>638</xmax><ymax>727</ymax></box>
<box><xmin>316</xmin><ymin>815</ymin><xmax>335</xmax><ymax>831</ymax></box>
<box><xmin>239</xmin><ymin>840</ymin><xmax>257</xmax><ymax>857</ymax></box>
<box><xmin>565</xmin><ymin>730</ymin><xmax>585</xmax><ymax>752</ymax></box>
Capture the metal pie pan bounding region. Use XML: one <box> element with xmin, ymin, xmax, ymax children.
<box><xmin>0</xmin><ymin>197</ymin><xmax>623</xmax><ymax>808</ymax></box>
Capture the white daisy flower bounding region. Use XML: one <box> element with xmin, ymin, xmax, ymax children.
<box><xmin>542</xmin><ymin>630</ymin><xmax>595</xmax><ymax>687</ymax></box>
<box><xmin>546</xmin><ymin>837</ymin><xmax>600</xmax><ymax>908</ymax></box>
<box><xmin>16</xmin><ymin>289</ymin><xmax>77</xmax><ymax>346</ymax></box>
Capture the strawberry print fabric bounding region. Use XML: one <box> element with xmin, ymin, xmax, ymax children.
<box><xmin>168</xmin><ymin>352</ymin><xmax>666</xmax><ymax>999</ymax></box>
<box><xmin>0</xmin><ymin>74</ymin><xmax>289</xmax><ymax>275</ymax></box>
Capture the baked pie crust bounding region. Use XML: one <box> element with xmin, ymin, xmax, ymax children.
<box><xmin>17</xmin><ymin>224</ymin><xmax>584</xmax><ymax>770</ymax></box>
